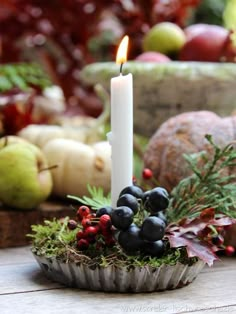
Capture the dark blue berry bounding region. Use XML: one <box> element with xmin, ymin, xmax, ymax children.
<box><xmin>96</xmin><ymin>206</ymin><xmax>113</xmax><ymax>217</ymax></box>
<box><xmin>118</xmin><ymin>224</ymin><xmax>143</xmax><ymax>253</ymax></box>
<box><xmin>146</xmin><ymin>187</ymin><xmax>169</xmax><ymax>212</ymax></box>
<box><xmin>119</xmin><ymin>185</ymin><xmax>144</xmax><ymax>200</ymax></box>
<box><xmin>111</xmin><ymin>206</ymin><xmax>134</xmax><ymax>230</ymax></box>
<box><xmin>150</xmin><ymin>211</ymin><xmax>168</xmax><ymax>226</ymax></box>
<box><xmin>140</xmin><ymin>216</ymin><xmax>165</xmax><ymax>242</ymax></box>
<box><xmin>142</xmin><ymin>240</ymin><xmax>165</xmax><ymax>257</ymax></box>
<box><xmin>117</xmin><ymin>194</ymin><xmax>139</xmax><ymax>214</ymax></box>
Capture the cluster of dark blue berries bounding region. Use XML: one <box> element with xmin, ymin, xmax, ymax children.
<box><xmin>110</xmin><ymin>185</ymin><xmax>169</xmax><ymax>257</ymax></box>
<box><xmin>68</xmin><ymin>184</ymin><xmax>170</xmax><ymax>257</ymax></box>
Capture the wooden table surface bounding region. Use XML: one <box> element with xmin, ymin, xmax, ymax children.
<box><xmin>0</xmin><ymin>247</ymin><xmax>236</xmax><ymax>314</ymax></box>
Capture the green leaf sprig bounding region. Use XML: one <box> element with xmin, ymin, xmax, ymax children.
<box><xmin>67</xmin><ymin>184</ymin><xmax>111</xmax><ymax>210</ymax></box>
<box><xmin>167</xmin><ymin>134</ymin><xmax>236</xmax><ymax>222</ymax></box>
<box><xmin>0</xmin><ymin>63</ymin><xmax>52</xmax><ymax>92</ymax></box>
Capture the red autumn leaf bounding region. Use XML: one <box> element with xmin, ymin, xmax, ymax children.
<box><xmin>166</xmin><ymin>210</ymin><xmax>236</xmax><ymax>266</ymax></box>
<box><xmin>167</xmin><ymin>233</ymin><xmax>218</xmax><ymax>266</ymax></box>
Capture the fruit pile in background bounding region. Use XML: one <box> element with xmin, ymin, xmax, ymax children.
<box><xmin>0</xmin><ymin>1</ymin><xmax>235</xmax><ymax>131</ymax></box>
<box><xmin>0</xmin><ymin>0</ymin><xmax>232</xmax><ymax>118</ymax></box>
<box><xmin>137</xmin><ymin>21</ymin><xmax>236</xmax><ymax>63</ymax></box>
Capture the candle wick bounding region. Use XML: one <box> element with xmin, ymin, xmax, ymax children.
<box><xmin>119</xmin><ymin>62</ymin><xmax>124</xmax><ymax>75</ymax></box>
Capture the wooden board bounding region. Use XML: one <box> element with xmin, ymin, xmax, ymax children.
<box><xmin>0</xmin><ymin>200</ymin><xmax>75</xmax><ymax>248</ymax></box>
<box><xmin>0</xmin><ymin>247</ymin><xmax>236</xmax><ymax>314</ymax></box>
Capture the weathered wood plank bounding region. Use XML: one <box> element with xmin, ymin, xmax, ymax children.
<box><xmin>0</xmin><ymin>263</ymin><xmax>62</xmax><ymax>294</ymax></box>
<box><xmin>0</xmin><ymin>246</ymin><xmax>33</xmax><ymax>265</ymax></box>
<box><xmin>201</xmin><ymin>257</ymin><xmax>236</xmax><ymax>273</ymax></box>
<box><xmin>192</xmin><ymin>305</ymin><xmax>236</xmax><ymax>314</ymax></box>
<box><xmin>0</xmin><ymin>247</ymin><xmax>235</xmax><ymax>314</ymax></box>
<box><xmin>0</xmin><ymin>200</ymin><xmax>74</xmax><ymax>248</ymax></box>
<box><xmin>1</xmin><ymin>268</ymin><xmax>236</xmax><ymax>314</ymax></box>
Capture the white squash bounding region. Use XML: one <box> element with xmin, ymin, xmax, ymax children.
<box><xmin>18</xmin><ymin>124</ymin><xmax>102</xmax><ymax>148</ymax></box>
<box><xmin>18</xmin><ymin>84</ymin><xmax>110</xmax><ymax>149</ymax></box>
<box><xmin>42</xmin><ymin>138</ymin><xmax>111</xmax><ymax>198</ymax></box>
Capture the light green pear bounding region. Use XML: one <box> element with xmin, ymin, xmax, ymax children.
<box><xmin>0</xmin><ymin>137</ymin><xmax>53</xmax><ymax>209</ymax></box>
<box><xmin>143</xmin><ymin>22</ymin><xmax>186</xmax><ymax>55</ymax></box>
<box><xmin>223</xmin><ymin>0</ymin><xmax>236</xmax><ymax>30</ymax></box>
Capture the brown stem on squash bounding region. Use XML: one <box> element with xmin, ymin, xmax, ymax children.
<box><xmin>39</xmin><ymin>164</ymin><xmax>58</xmax><ymax>173</ymax></box>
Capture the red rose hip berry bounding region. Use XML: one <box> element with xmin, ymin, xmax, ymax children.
<box><xmin>77</xmin><ymin>238</ymin><xmax>89</xmax><ymax>250</ymax></box>
<box><xmin>76</xmin><ymin>231</ymin><xmax>85</xmax><ymax>240</ymax></box>
<box><xmin>142</xmin><ymin>168</ymin><xmax>153</xmax><ymax>180</ymax></box>
<box><xmin>225</xmin><ymin>245</ymin><xmax>235</xmax><ymax>256</ymax></box>
<box><xmin>81</xmin><ymin>218</ymin><xmax>92</xmax><ymax>229</ymax></box>
<box><xmin>77</xmin><ymin>205</ymin><xmax>90</xmax><ymax>220</ymax></box>
<box><xmin>99</xmin><ymin>214</ymin><xmax>112</xmax><ymax>229</ymax></box>
<box><xmin>84</xmin><ymin>226</ymin><xmax>98</xmax><ymax>237</ymax></box>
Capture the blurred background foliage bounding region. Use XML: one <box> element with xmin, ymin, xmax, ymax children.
<box><xmin>0</xmin><ymin>0</ymin><xmax>233</xmax><ymax>118</ymax></box>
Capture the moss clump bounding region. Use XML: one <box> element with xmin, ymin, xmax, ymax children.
<box><xmin>29</xmin><ymin>217</ymin><xmax>197</xmax><ymax>269</ymax></box>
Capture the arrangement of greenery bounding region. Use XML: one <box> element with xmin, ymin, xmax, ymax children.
<box><xmin>0</xmin><ymin>63</ymin><xmax>52</xmax><ymax>92</ymax></box>
<box><xmin>29</xmin><ymin>135</ymin><xmax>236</xmax><ymax>268</ymax></box>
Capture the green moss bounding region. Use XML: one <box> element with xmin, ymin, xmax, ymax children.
<box><xmin>29</xmin><ymin>217</ymin><xmax>197</xmax><ymax>269</ymax></box>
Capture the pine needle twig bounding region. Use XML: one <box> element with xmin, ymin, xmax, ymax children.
<box><xmin>167</xmin><ymin>134</ymin><xmax>236</xmax><ymax>222</ymax></box>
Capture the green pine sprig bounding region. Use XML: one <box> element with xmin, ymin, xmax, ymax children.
<box><xmin>0</xmin><ymin>63</ymin><xmax>52</xmax><ymax>92</ymax></box>
<box><xmin>167</xmin><ymin>134</ymin><xmax>236</xmax><ymax>222</ymax></box>
<box><xmin>67</xmin><ymin>184</ymin><xmax>111</xmax><ymax>210</ymax></box>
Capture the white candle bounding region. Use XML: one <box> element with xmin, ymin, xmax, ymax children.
<box><xmin>110</xmin><ymin>36</ymin><xmax>133</xmax><ymax>207</ymax></box>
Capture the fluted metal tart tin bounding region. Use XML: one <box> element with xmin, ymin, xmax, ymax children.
<box><xmin>33</xmin><ymin>254</ymin><xmax>205</xmax><ymax>292</ymax></box>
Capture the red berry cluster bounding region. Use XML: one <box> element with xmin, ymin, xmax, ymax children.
<box><xmin>67</xmin><ymin>205</ymin><xmax>115</xmax><ymax>251</ymax></box>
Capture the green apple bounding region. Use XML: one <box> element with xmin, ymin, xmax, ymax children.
<box><xmin>143</xmin><ymin>22</ymin><xmax>186</xmax><ymax>55</ymax></box>
<box><xmin>0</xmin><ymin>137</ymin><xmax>53</xmax><ymax>209</ymax></box>
<box><xmin>0</xmin><ymin>135</ymin><xmax>29</xmax><ymax>148</ymax></box>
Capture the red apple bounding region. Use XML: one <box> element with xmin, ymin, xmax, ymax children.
<box><xmin>184</xmin><ymin>23</ymin><xmax>211</xmax><ymax>41</ymax></box>
<box><xmin>179</xmin><ymin>24</ymin><xmax>229</xmax><ymax>62</ymax></box>
<box><xmin>135</xmin><ymin>52</ymin><xmax>171</xmax><ymax>63</ymax></box>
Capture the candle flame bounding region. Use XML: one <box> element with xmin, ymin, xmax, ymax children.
<box><xmin>116</xmin><ymin>35</ymin><xmax>129</xmax><ymax>66</ymax></box>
